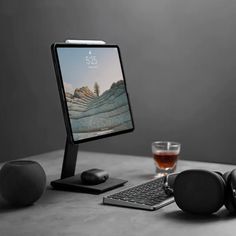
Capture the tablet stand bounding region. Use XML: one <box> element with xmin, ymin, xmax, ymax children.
<box><xmin>60</xmin><ymin>137</ymin><xmax>79</xmax><ymax>179</ymax></box>
<box><xmin>51</xmin><ymin>137</ymin><xmax>127</xmax><ymax>194</ymax></box>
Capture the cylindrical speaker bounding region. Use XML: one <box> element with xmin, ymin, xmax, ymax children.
<box><xmin>0</xmin><ymin>160</ymin><xmax>46</xmax><ymax>206</ymax></box>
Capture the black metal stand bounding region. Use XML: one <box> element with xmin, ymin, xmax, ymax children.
<box><xmin>51</xmin><ymin>137</ymin><xmax>127</xmax><ymax>194</ymax></box>
<box><xmin>60</xmin><ymin>137</ymin><xmax>79</xmax><ymax>179</ymax></box>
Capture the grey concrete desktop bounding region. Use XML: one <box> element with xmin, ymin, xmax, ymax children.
<box><xmin>1</xmin><ymin>150</ymin><xmax>236</xmax><ymax>236</ymax></box>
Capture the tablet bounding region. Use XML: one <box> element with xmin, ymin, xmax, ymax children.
<box><xmin>51</xmin><ymin>43</ymin><xmax>134</xmax><ymax>143</ymax></box>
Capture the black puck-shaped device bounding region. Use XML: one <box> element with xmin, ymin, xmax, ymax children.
<box><xmin>81</xmin><ymin>168</ymin><xmax>109</xmax><ymax>185</ymax></box>
<box><xmin>0</xmin><ymin>160</ymin><xmax>46</xmax><ymax>206</ymax></box>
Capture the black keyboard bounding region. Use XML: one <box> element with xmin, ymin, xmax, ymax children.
<box><xmin>103</xmin><ymin>176</ymin><xmax>174</xmax><ymax>210</ymax></box>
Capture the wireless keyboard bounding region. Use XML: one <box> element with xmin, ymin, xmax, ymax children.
<box><xmin>103</xmin><ymin>176</ymin><xmax>174</xmax><ymax>210</ymax></box>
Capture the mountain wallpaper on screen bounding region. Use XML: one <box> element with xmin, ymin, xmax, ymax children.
<box><xmin>65</xmin><ymin>80</ymin><xmax>133</xmax><ymax>140</ymax></box>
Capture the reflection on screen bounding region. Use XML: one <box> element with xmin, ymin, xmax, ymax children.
<box><xmin>57</xmin><ymin>47</ymin><xmax>133</xmax><ymax>141</ymax></box>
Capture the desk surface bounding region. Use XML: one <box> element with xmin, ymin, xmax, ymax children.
<box><xmin>1</xmin><ymin>150</ymin><xmax>236</xmax><ymax>236</ymax></box>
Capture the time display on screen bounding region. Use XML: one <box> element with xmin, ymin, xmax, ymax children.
<box><xmin>85</xmin><ymin>51</ymin><xmax>98</xmax><ymax>68</ymax></box>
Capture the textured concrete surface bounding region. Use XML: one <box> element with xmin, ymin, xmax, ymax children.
<box><xmin>0</xmin><ymin>150</ymin><xmax>236</xmax><ymax>236</ymax></box>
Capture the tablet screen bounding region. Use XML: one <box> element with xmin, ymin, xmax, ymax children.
<box><xmin>54</xmin><ymin>45</ymin><xmax>134</xmax><ymax>142</ymax></box>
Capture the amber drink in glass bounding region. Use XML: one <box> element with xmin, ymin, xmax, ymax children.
<box><xmin>152</xmin><ymin>141</ymin><xmax>181</xmax><ymax>177</ymax></box>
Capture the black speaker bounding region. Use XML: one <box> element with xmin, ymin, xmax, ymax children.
<box><xmin>0</xmin><ymin>160</ymin><xmax>46</xmax><ymax>206</ymax></box>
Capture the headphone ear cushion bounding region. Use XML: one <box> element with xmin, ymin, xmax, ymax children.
<box><xmin>223</xmin><ymin>171</ymin><xmax>231</xmax><ymax>182</ymax></box>
<box><xmin>223</xmin><ymin>170</ymin><xmax>236</xmax><ymax>213</ymax></box>
<box><xmin>174</xmin><ymin>169</ymin><xmax>225</xmax><ymax>214</ymax></box>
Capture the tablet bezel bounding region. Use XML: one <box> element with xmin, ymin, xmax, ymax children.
<box><xmin>51</xmin><ymin>43</ymin><xmax>134</xmax><ymax>144</ymax></box>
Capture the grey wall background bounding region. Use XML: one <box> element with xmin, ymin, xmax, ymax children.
<box><xmin>1</xmin><ymin>0</ymin><xmax>236</xmax><ymax>164</ymax></box>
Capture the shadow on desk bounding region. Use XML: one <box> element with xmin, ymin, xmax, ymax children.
<box><xmin>163</xmin><ymin>209</ymin><xmax>235</xmax><ymax>223</ymax></box>
<box><xmin>0</xmin><ymin>197</ymin><xmax>30</xmax><ymax>213</ymax></box>
<box><xmin>0</xmin><ymin>186</ymin><xmax>55</xmax><ymax>214</ymax></box>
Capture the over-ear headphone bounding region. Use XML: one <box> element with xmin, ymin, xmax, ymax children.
<box><xmin>165</xmin><ymin>169</ymin><xmax>236</xmax><ymax>215</ymax></box>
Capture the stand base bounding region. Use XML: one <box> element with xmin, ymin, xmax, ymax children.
<box><xmin>51</xmin><ymin>174</ymin><xmax>127</xmax><ymax>194</ymax></box>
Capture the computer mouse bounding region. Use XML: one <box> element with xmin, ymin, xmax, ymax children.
<box><xmin>81</xmin><ymin>169</ymin><xmax>109</xmax><ymax>185</ymax></box>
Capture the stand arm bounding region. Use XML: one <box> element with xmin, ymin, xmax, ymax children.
<box><xmin>61</xmin><ymin>137</ymin><xmax>79</xmax><ymax>179</ymax></box>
